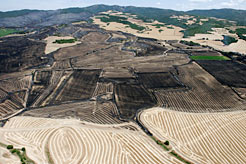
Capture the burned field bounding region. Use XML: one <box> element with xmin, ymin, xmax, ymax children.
<box><xmin>0</xmin><ymin>24</ymin><xmax>245</xmax><ymax>122</ymax></box>
<box><xmin>137</xmin><ymin>72</ymin><xmax>184</xmax><ymax>89</ymax></box>
<box><xmin>114</xmin><ymin>83</ymin><xmax>157</xmax><ymax>119</ymax></box>
<box><xmin>23</xmin><ymin>101</ymin><xmax>123</xmax><ymax>124</ymax></box>
<box><xmin>123</xmin><ymin>40</ymin><xmax>167</xmax><ymax>57</ymax></box>
<box><xmin>27</xmin><ymin>70</ymin><xmax>52</xmax><ymax>107</ymax></box>
<box><xmin>196</xmin><ymin>60</ymin><xmax>246</xmax><ymax>88</ymax></box>
<box><xmin>0</xmin><ymin>37</ymin><xmax>47</xmax><ymax>73</ymax></box>
<box><xmin>54</xmin><ymin>69</ymin><xmax>101</xmax><ymax>104</ymax></box>
<box><xmin>185</xmin><ymin>50</ymin><xmax>222</xmax><ymax>56</ymax></box>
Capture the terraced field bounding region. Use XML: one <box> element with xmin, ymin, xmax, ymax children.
<box><xmin>139</xmin><ymin>108</ymin><xmax>246</xmax><ymax>164</ymax></box>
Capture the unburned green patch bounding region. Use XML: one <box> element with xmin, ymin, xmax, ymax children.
<box><xmin>53</xmin><ymin>38</ymin><xmax>77</xmax><ymax>44</ymax></box>
<box><xmin>0</xmin><ymin>28</ymin><xmax>18</xmax><ymax>37</ymax></box>
<box><xmin>190</xmin><ymin>56</ymin><xmax>230</xmax><ymax>60</ymax></box>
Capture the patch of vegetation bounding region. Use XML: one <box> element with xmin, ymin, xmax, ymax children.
<box><xmin>190</xmin><ymin>56</ymin><xmax>230</xmax><ymax>60</ymax></box>
<box><xmin>152</xmin><ymin>24</ymin><xmax>165</xmax><ymax>28</ymax></box>
<box><xmin>53</xmin><ymin>38</ymin><xmax>77</xmax><ymax>44</ymax></box>
<box><xmin>159</xmin><ymin>29</ymin><xmax>163</xmax><ymax>33</ymax></box>
<box><xmin>187</xmin><ymin>9</ymin><xmax>246</xmax><ymax>26</ymax></box>
<box><xmin>7</xmin><ymin>145</ymin><xmax>14</xmax><ymax>149</ymax></box>
<box><xmin>0</xmin><ymin>28</ymin><xmax>18</xmax><ymax>37</ymax></box>
<box><xmin>233</xmin><ymin>28</ymin><xmax>246</xmax><ymax>41</ymax></box>
<box><xmin>150</xmin><ymin>136</ymin><xmax>170</xmax><ymax>151</ymax></box>
<box><xmin>182</xmin><ymin>19</ymin><xmax>232</xmax><ymax>38</ymax></box>
<box><xmin>150</xmin><ymin>136</ymin><xmax>191</xmax><ymax>164</ymax></box>
<box><xmin>180</xmin><ymin>40</ymin><xmax>201</xmax><ymax>46</ymax></box>
<box><xmin>164</xmin><ymin>140</ymin><xmax>169</xmax><ymax>146</ymax></box>
<box><xmin>170</xmin><ymin>150</ymin><xmax>192</xmax><ymax>164</ymax></box>
<box><xmin>0</xmin><ymin>9</ymin><xmax>40</xmax><ymax>18</ymax></box>
<box><xmin>6</xmin><ymin>145</ymin><xmax>34</xmax><ymax>164</ymax></box>
<box><xmin>222</xmin><ymin>35</ymin><xmax>238</xmax><ymax>45</ymax></box>
<box><xmin>167</xmin><ymin>26</ymin><xmax>174</xmax><ymax>29</ymax></box>
<box><xmin>97</xmin><ymin>14</ymin><xmax>145</xmax><ymax>31</ymax></box>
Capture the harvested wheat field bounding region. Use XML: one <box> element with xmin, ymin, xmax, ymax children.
<box><xmin>44</xmin><ymin>36</ymin><xmax>81</xmax><ymax>54</ymax></box>
<box><xmin>93</xmin><ymin>11</ymin><xmax>184</xmax><ymax>40</ymax></box>
<box><xmin>0</xmin><ymin>116</ymin><xmax>185</xmax><ymax>164</ymax></box>
<box><xmin>139</xmin><ymin>107</ymin><xmax>246</xmax><ymax>164</ymax></box>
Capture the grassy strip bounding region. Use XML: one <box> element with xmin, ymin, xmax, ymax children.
<box><xmin>150</xmin><ymin>136</ymin><xmax>193</xmax><ymax>164</ymax></box>
<box><xmin>170</xmin><ymin>150</ymin><xmax>192</xmax><ymax>164</ymax></box>
<box><xmin>150</xmin><ymin>136</ymin><xmax>170</xmax><ymax>151</ymax></box>
<box><xmin>190</xmin><ymin>56</ymin><xmax>230</xmax><ymax>60</ymax></box>
<box><xmin>45</xmin><ymin>147</ymin><xmax>54</xmax><ymax>164</ymax></box>
<box><xmin>0</xmin><ymin>142</ymin><xmax>7</xmax><ymax>147</ymax></box>
<box><xmin>53</xmin><ymin>38</ymin><xmax>77</xmax><ymax>44</ymax></box>
<box><xmin>97</xmin><ymin>15</ymin><xmax>145</xmax><ymax>31</ymax></box>
<box><xmin>0</xmin><ymin>28</ymin><xmax>18</xmax><ymax>37</ymax></box>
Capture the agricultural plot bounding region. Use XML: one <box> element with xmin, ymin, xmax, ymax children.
<box><xmin>0</xmin><ymin>76</ymin><xmax>31</xmax><ymax>119</ymax></box>
<box><xmin>27</xmin><ymin>70</ymin><xmax>52</xmax><ymax>107</ymax></box>
<box><xmin>154</xmin><ymin>62</ymin><xmax>243</xmax><ymax>112</ymax></box>
<box><xmin>92</xmin><ymin>82</ymin><xmax>114</xmax><ymax>97</ymax></box>
<box><xmin>196</xmin><ymin>60</ymin><xmax>246</xmax><ymax>88</ymax></box>
<box><xmin>115</xmin><ymin>84</ymin><xmax>157</xmax><ymax>119</ymax></box>
<box><xmin>0</xmin><ymin>99</ymin><xmax>23</xmax><ymax>119</ymax></box>
<box><xmin>139</xmin><ymin>108</ymin><xmax>246</xmax><ymax>164</ymax></box>
<box><xmin>190</xmin><ymin>56</ymin><xmax>230</xmax><ymax>60</ymax></box>
<box><xmin>54</xmin><ymin>69</ymin><xmax>101</xmax><ymax>103</ymax></box>
<box><xmin>23</xmin><ymin>101</ymin><xmax>122</xmax><ymax>124</ymax></box>
<box><xmin>0</xmin><ymin>37</ymin><xmax>47</xmax><ymax>73</ymax></box>
<box><xmin>137</xmin><ymin>72</ymin><xmax>183</xmax><ymax>89</ymax></box>
<box><xmin>123</xmin><ymin>40</ymin><xmax>167</xmax><ymax>57</ymax></box>
<box><xmin>185</xmin><ymin>50</ymin><xmax>222</xmax><ymax>56</ymax></box>
<box><xmin>0</xmin><ymin>116</ymin><xmax>182</xmax><ymax>164</ymax></box>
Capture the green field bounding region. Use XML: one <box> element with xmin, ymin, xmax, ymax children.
<box><xmin>190</xmin><ymin>56</ymin><xmax>230</xmax><ymax>60</ymax></box>
<box><xmin>0</xmin><ymin>28</ymin><xmax>18</xmax><ymax>37</ymax></box>
<box><xmin>53</xmin><ymin>38</ymin><xmax>77</xmax><ymax>44</ymax></box>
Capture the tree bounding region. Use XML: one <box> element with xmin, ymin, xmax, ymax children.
<box><xmin>7</xmin><ymin>145</ymin><xmax>13</xmax><ymax>149</ymax></box>
<box><xmin>164</xmin><ymin>140</ymin><xmax>169</xmax><ymax>146</ymax></box>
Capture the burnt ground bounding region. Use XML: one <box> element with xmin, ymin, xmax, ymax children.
<box><xmin>114</xmin><ymin>83</ymin><xmax>157</xmax><ymax>119</ymax></box>
<box><xmin>0</xmin><ymin>37</ymin><xmax>47</xmax><ymax>73</ymax></box>
<box><xmin>123</xmin><ymin>40</ymin><xmax>167</xmax><ymax>57</ymax></box>
<box><xmin>185</xmin><ymin>50</ymin><xmax>222</xmax><ymax>56</ymax></box>
<box><xmin>196</xmin><ymin>60</ymin><xmax>246</xmax><ymax>88</ymax></box>
<box><xmin>53</xmin><ymin>69</ymin><xmax>101</xmax><ymax>104</ymax></box>
<box><xmin>137</xmin><ymin>72</ymin><xmax>184</xmax><ymax>89</ymax></box>
<box><xmin>27</xmin><ymin>71</ymin><xmax>52</xmax><ymax>106</ymax></box>
<box><xmin>0</xmin><ymin>25</ymin><xmax>245</xmax><ymax>122</ymax></box>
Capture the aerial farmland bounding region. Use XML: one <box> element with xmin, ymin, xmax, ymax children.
<box><xmin>0</xmin><ymin>3</ymin><xmax>246</xmax><ymax>164</ymax></box>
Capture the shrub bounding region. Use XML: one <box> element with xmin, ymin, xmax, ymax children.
<box><xmin>11</xmin><ymin>149</ymin><xmax>17</xmax><ymax>154</ymax></box>
<box><xmin>164</xmin><ymin>140</ymin><xmax>169</xmax><ymax>146</ymax></box>
<box><xmin>7</xmin><ymin>145</ymin><xmax>13</xmax><ymax>149</ymax></box>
